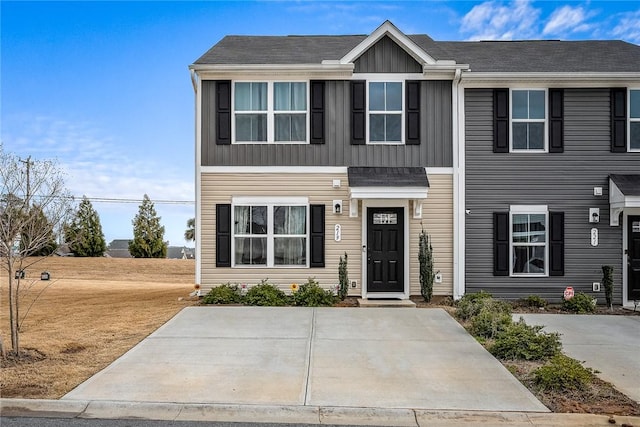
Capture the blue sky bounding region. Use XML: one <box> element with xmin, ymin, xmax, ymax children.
<box><xmin>2</xmin><ymin>1</ymin><xmax>639</xmax><ymax>247</ymax></box>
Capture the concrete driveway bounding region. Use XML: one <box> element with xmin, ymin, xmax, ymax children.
<box><xmin>63</xmin><ymin>307</ymin><xmax>547</xmax><ymax>412</ymax></box>
<box><xmin>516</xmin><ymin>313</ymin><xmax>640</xmax><ymax>404</ymax></box>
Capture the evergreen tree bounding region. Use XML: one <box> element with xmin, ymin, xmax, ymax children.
<box><xmin>65</xmin><ymin>196</ymin><xmax>107</xmax><ymax>257</ymax></box>
<box><xmin>184</xmin><ymin>217</ymin><xmax>195</xmax><ymax>242</ymax></box>
<box><xmin>129</xmin><ymin>194</ymin><xmax>167</xmax><ymax>258</ymax></box>
<box><xmin>22</xmin><ymin>204</ymin><xmax>57</xmax><ymax>256</ymax></box>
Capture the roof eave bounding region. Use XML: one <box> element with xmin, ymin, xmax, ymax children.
<box><xmin>190</xmin><ymin>63</ymin><xmax>354</xmax><ymax>79</ymax></box>
<box><xmin>461</xmin><ymin>71</ymin><xmax>640</xmax><ymax>85</ymax></box>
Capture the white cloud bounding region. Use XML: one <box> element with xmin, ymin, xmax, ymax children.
<box><xmin>543</xmin><ymin>5</ymin><xmax>595</xmax><ymax>37</ymax></box>
<box><xmin>611</xmin><ymin>10</ymin><xmax>640</xmax><ymax>44</ymax></box>
<box><xmin>460</xmin><ymin>0</ymin><xmax>541</xmax><ymax>40</ymax></box>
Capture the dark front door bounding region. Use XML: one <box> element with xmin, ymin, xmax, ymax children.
<box><xmin>629</xmin><ymin>216</ymin><xmax>640</xmax><ymax>301</ymax></box>
<box><xmin>367</xmin><ymin>207</ymin><xmax>404</xmax><ymax>293</ymax></box>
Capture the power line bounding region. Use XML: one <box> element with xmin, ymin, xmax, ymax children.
<box><xmin>13</xmin><ymin>194</ymin><xmax>195</xmax><ymax>205</ymax></box>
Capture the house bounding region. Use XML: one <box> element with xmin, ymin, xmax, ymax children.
<box><xmin>190</xmin><ymin>21</ymin><xmax>640</xmax><ymax>306</ymax></box>
<box><xmin>106</xmin><ymin>239</ymin><xmax>132</xmax><ymax>258</ymax></box>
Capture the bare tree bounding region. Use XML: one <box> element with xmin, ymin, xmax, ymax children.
<box><xmin>0</xmin><ymin>146</ymin><xmax>74</xmax><ymax>358</ymax></box>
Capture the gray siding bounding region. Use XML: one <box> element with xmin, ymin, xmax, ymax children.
<box><xmin>465</xmin><ymin>88</ymin><xmax>640</xmax><ymax>303</ymax></box>
<box><xmin>201</xmin><ymin>81</ymin><xmax>452</xmax><ymax>167</ymax></box>
<box><xmin>354</xmin><ymin>35</ymin><xmax>422</xmax><ymax>73</ymax></box>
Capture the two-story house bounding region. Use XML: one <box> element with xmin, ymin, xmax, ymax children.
<box><xmin>190</xmin><ymin>21</ymin><xmax>640</xmax><ymax>306</ymax></box>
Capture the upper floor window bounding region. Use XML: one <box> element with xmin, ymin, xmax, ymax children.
<box><xmin>631</xmin><ymin>89</ymin><xmax>640</xmax><ymax>150</ymax></box>
<box><xmin>511</xmin><ymin>206</ymin><xmax>548</xmax><ymax>276</ymax></box>
<box><xmin>234</xmin><ymin>82</ymin><xmax>307</xmax><ymax>143</ymax></box>
<box><xmin>369</xmin><ymin>81</ymin><xmax>403</xmax><ymax>143</ymax></box>
<box><xmin>511</xmin><ymin>89</ymin><xmax>546</xmax><ymax>151</ymax></box>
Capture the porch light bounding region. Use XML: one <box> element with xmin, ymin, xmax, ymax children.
<box><xmin>41</xmin><ymin>272</ymin><xmax>50</xmax><ymax>281</ymax></box>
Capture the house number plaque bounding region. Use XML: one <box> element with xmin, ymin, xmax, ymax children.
<box><xmin>590</xmin><ymin>228</ymin><xmax>598</xmax><ymax>247</ymax></box>
<box><xmin>334</xmin><ymin>224</ymin><xmax>341</xmax><ymax>242</ymax></box>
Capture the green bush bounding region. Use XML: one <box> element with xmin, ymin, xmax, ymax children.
<box><xmin>455</xmin><ymin>291</ymin><xmax>493</xmax><ymax>321</ymax></box>
<box><xmin>244</xmin><ymin>282</ymin><xmax>290</xmax><ymax>306</ymax></box>
<box><xmin>489</xmin><ymin>319</ymin><xmax>562</xmax><ymax>361</ymax></box>
<box><xmin>469</xmin><ymin>303</ymin><xmax>513</xmax><ymax>339</ymax></box>
<box><xmin>517</xmin><ymin>295</ymin><xmax>548</xmax><ymax>308</ymax></box>
<box><xmin>293</xmin><ymin>278</ymin><xmax>337</xmax><ymax>307</ymax></box>
<box><xmin>202</xmin><ymin>284</ymin><xmax>243</xmax><ymax>304</ymax></box>
<box><xmin>562</xmin><ymin>292</ymin><xmax>596</xmax><ymax>314</ymax></box>
<box><xmin>532</xmin><ymin>354</ymin><xmax>595</xmax><ymax>391</ymax></box>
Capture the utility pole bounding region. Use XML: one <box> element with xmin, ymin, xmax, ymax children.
<box><xmin>19</xmin><ymin>156</ymin><xmax>33</xmax><ymax>206</ymax></box>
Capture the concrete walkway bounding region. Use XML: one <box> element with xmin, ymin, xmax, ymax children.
<box><xmin>63</xmin><ymin>307</ymin><xmax>546</xmax><ymax>412</ymax></box>
<box><xmin>516</xmin><ymin>313</ymin><xmax>640</xmax><ymax>404</ymax></box>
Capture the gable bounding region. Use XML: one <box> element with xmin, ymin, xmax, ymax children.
<box><xmin>354</xmin><ymin>35</ymin><xmax>422</xmax><ymax>73</ymax></box>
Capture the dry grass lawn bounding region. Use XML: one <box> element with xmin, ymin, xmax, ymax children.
<box><xmin>1</xmin><ymin>257</ymin><xmax>196</xmax><ymax>398</ymax></box>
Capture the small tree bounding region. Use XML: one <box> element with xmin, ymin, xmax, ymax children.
<box><xmin>418</xmin><ymin>225</ymin><xmax>434</xmax><ymax>302</ymax></box>
<box><xmin>0</xmin><ymin>148</ymin><xmax>73</xmax><ymax>357</ymax></box>
<box><xmin>602</xmin><ymin>265</ymin><xmax>614</xmax><ymax>310</ymax></box>
<box><xmin>184</xmin><ymin>217</ymin><xmax>195</xmax><ymax>242</ymax></box>
<box><xmin>65</xmin><ymin>196</ymin><xmax>106</xmax><ymax>257</ymax></box>
<box><xmin>129</xmin><ymin>194</ymin><xmax>167</xmax><ymax>258</ymax></box>
<box><xmin>338</xmin><ymin>252</ymin><xmax>349</xmax><ymax>300</ymax></box>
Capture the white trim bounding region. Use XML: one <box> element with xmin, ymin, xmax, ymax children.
<box><xmin>366</xmin><ymin>80</ymin><xmax>405</xmax><ymax>144</ymax></box>
<box><xmin>195</xmin><ymin>74</ymin><xmax>202</xmax><ymax>285</ymax></box>
<box><xmin>340</xmin><ymin>21</ymin><xmax>436</xmax><ymax>67</ymax></box>
<box><xmin>622</xmin><ymin>210</ymin><xmax>640</xmax><ymax>308</ymax></box>
<box><xmin>629</xmin><ymin>89</ymin><xmax>640</xmax><ymax>152</ymax></box>
<box><xmin>426</xmin><ymin>167</ymin><xmax>454</xmax><ymax>175</ymax></box>
<box><xmin>460</xmin><ymin>72</ymin><xmax>640</xmax><ymax>85</ymax></box>
<box><xmin>453</xmin><ymin>70</ymin><xmax>465</xmax><ymax>300</ymax></box>
<box><xmin>609</xmin><ymin>178</ymin><xmax>640</xmax><ymax>226</ymax></box>
<box><xmin>232</xmin><ymin>196</ymin><xmax>309</xmax><ymax>205</ymax></box>
<box><xmin>361</xmin><ymin>200</ymin><xmax>410</xmax><ymax>300</ymax></box>
<box><xmin>201</xmin><ymin>166</ymin><xmax>348</xmax><ymax>174</ymax></box>
<box><xmin>510</xmin><ymin>205</ymin><xmax>548</xmax><ymax>213</ymax></box>
<box><xmin>350</xmin><ymin>186</ymin><xmax>428</xmax><ymax>200</ymax></box>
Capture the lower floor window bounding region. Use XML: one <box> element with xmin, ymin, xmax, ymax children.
<box><xmin>511</xmin><ymin>207</ymin><xmax>548</xmax><ymax>276</ymax></box>
<box><xmin>233</xmin><ymin>201</ymin><xmax>307</xmax><ymax>267</ymax></box>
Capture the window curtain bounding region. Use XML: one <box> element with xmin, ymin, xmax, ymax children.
<box><xmin>274</xmin><ymin>206</ymin><xmax>306</xmax><ymax>265</ymax></box>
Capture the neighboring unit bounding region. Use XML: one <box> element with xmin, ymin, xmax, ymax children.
<box><xmin>190</xmin><ymin>21</ymin><xmax>640</xmax><ymax>306</ymax></box>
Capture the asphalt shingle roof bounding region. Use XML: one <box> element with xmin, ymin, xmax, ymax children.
<box><xmin>610</xmin><ymin>174</ymin><xmax>640</xmax><ymax>196</ymax></box>
<box><xmin>193</xmin><ymin>33</ymin><xmax>640</xmax><ymax>73</ymax></box>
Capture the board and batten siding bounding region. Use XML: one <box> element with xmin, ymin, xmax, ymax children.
<box><xmin>200</xmin><ymin>172</ymin><xmax>454</xmax><ymax>297</ymax></box>
<box><xmin>353</xmin><ymin>35</ymin><xmax>422</xmax><ymax>73</ymax></box>
<box><xmin>464</xmin><ymin>88</ymin><xmax>640</xmax><ymax>303</ymax></box>
<box><xmin>200</xmin><ymin>80</ymin><xmax>453</xmax><ymax>168</ymax></box>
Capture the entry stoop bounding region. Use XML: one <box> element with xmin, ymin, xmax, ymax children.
<box><xmin>357</xmin><ymin>299</ymin><xmax>416</xmax><ymax>308</ymax></box>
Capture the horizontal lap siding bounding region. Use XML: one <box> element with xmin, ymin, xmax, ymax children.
<box><xmin>465</xmin><ymin>88</ymin><xmax>640</xmax><ymax>303</ymax></box>
<box><xmin>409</xmin><ymin>174</ymin><xmax>454</xmax><ymax>296</ymax></box>
<box><xmin>201</xmin><ymin>172</ymin><xmax>361</xmax><ymax>294</ymax></box>
<box><xmin>201</xmin><ymin>172</ymin><xmax>454</xmax><ymax>297</ymax></box>
<box><xmin>201</xmin><ymin>81</ymin><xmax>452</xmax><ymax>168</ymax></box>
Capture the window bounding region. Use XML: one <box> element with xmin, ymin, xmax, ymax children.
<box><xmin>511</xmin><ymin>206</ymin><xmax>548</xmax><ymax>276</ymax></box>
<box><xmin>234</xmin><ymin>82</ymin><xmax>307</xmax><ymax>143</ymax></box>
<box><xmin>511</xmin><ymin>89</ymin><xmax>546</xmax><ymax>151</ymax></box>
<box><xmin>369</xmin><ymin>82</ymin><xmax>402</xmax><ymax>143</ymax></box>
<box><xmin>233</xmin><ymin>200</ymin><xmax>308</xmax><ymax>267</ymax></box>
<box><xmin>631</xmin><ymin>89</ymin><xmax>640</xmax><ymax>150</ymax></box>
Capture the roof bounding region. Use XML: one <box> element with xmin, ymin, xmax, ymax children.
<box><xmin>348</xmin><ymin>167</ymin><xmax>429</xmax><ymax>187</ymax></box>
<box><xmin>193</xmin><ymin>29</ymin><xmax>640</xmax><ymax>73</ymax></box>
<box><xmin>610</xmin><ymin>174</ymin><xmax>640</xmax><ymax>196</ymax></box>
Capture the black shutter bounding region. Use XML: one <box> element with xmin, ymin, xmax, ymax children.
<box><xmin>494</xmin><ymin>212</ymin><xmax>509</xmax><ymax>276</ymax></box>
<box><xmin>611</xmin><ymin>88</ymin><xmax>627</xmax><ymax>153</ymax></box>
<box><xmin>216</xmin><ymin>204</ymin><xmax>231</xmax><ymax>267</ymax></box>
<box><xmin>406</xmin><ymin>80</ymin><xmax>421</xmax><ymax>145</ymax></box>
<box><xmin>351</xmin><ymin>80</ymin><xmax>366</xmax><ymax>145</ymax></box>
<box><xmin>310</xmin><ymin>204</ymin><xmax>325</xmax><ymax>267</ymax></box>
<box><xmin>549</xmin><ymin>211</ymin><xmax>564</xmax><ymax>276</ymax></box>
<box><xmin>310</xmin><ymin>80</ymin><xmax>325</xmax><ymax>144</ymax></box>
<box><xmin>493</xmin><ymin>89</ymin><xmax>509</xmax><ymax>153</ymax></box>
<box><xmin>216</xmin><ymin>81</ymin><xmax>231</xmax><ymax>145</ymax></box>
<box><xmin>549</xmin><ymin>89</ymin><xmax>564</xmax><ymax>153</ymax></box>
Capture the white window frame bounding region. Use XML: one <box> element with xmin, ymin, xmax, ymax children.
<box><xmin>231</xmin><ymin>196</ymin><xmax>309</xmax><ymax>268</ymax></box>
<box><xmin>510</xmin><ymin>205</ymin><xmax>549</xmax><ymax>277</ymax></box>
<box><xmin>510</xmin><ymin>88</ymin><xmax>548</xmax><ymax>153</ymax></box>
<box><xmin>629</xmin><ymin>88</ymin><xmax>640</xmax><ymax>152</ymax></box>
<box><xmin>232</xmin><ymin>81</ymin><xmax>309</xmax><ymax>144</ymax></box>
<box><xmin>366</xmin><ymin>79</ymin><xmax>404</xmax><ymax>145</ymax></box>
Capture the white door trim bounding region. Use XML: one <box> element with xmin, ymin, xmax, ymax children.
<box><xmin>623</xmin><ymin>209</ymin><xmax>640</xmax><ymax>308</ymax></box>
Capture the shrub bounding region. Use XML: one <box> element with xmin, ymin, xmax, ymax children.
<box><xmin>338</xmin><ymin>253</ymin><xmax>349</xmax><ymax>301</ymax></box>
<box><xmin>455</xmin><ymin>291</ymin><xmax>493</xmax><ymax>321</ymax></box>
<box><xmin>469</xmin><ymin>304</ymin><xmax>513</xmax><ymax>339</ymax></box>
<box><xmin>202</xmin><ymin>284</ymin><xmax>243</xmax><ymax>305</ymax></box>
<box><xmin>293</xmin><ymin>278</ymin><xmax>337</xmax><ymax>307</ymax></box>
<box><xmin>602</xmin><ymin>265</ymin><xmax>614</xmax><ymax>310</ymax></box>
<box><xmin>418</xmin><ymin>228</ymin><xmax>434</xmax><ymax>302</ymax></box>
<box><xmin>562</xmin><ymin>292</ymin><xmax>596</xmax><ymax>314</ymax></box>
<box><xmin>532</xmin><ymin>354</ymin><xmax>595</xmax><ymax>391</ymax></box>
<box><xmin>489</xmin><ymin>319</ymin><xmax>562</xmax><ymax>360</ymax></box>
<box><xmin>517</xmin><ymin>295</ymin><xmax>548</xmax><ymax>309</ymax></box>
<box><xmin>244</xmin><ymin>281</ymin><xmax>290</xmax><ymax>306</ymax></box>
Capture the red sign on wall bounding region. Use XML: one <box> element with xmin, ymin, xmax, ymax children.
<box><xmin>564</xmin><ymin>286</ymin><xmax>574</xmax><ymax>300</ymax></box>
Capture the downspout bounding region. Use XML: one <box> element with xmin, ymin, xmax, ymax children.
<box><xmin>191</xmin><ymin>68</ymin><xmax>202</xmax><ymax>286</ymax></box>
<box><xmin>452</xmin><ymin>68</ymin><xmax>465</xmax><ymax>299</ymax></box>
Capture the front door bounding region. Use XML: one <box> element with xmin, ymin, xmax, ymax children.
<box><xmin>367</xmin><ymin>207</ymin><xmax>404</xmax><ymax>293</ymax></box>
<box><xmin>628</xmin><ymin>216</ymin><xmax>640</xmax><ymax>301</ymax></box>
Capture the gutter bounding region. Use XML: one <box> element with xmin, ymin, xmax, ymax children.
<box><xmin>452</xmin><ymin>68</ymin><xmax>465</xmax><ymax>300</ymax></box>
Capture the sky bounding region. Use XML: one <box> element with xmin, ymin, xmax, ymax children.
<box><xmin>2</xmin><ymin>0</ymin><xmax>639</xmax><ymax>247</ymax></box>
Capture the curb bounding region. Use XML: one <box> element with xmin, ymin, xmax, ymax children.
<box><xmin>2</xmin><ymin>399</ymin><xmax>640</xmax><ymax>426</ymax></box>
